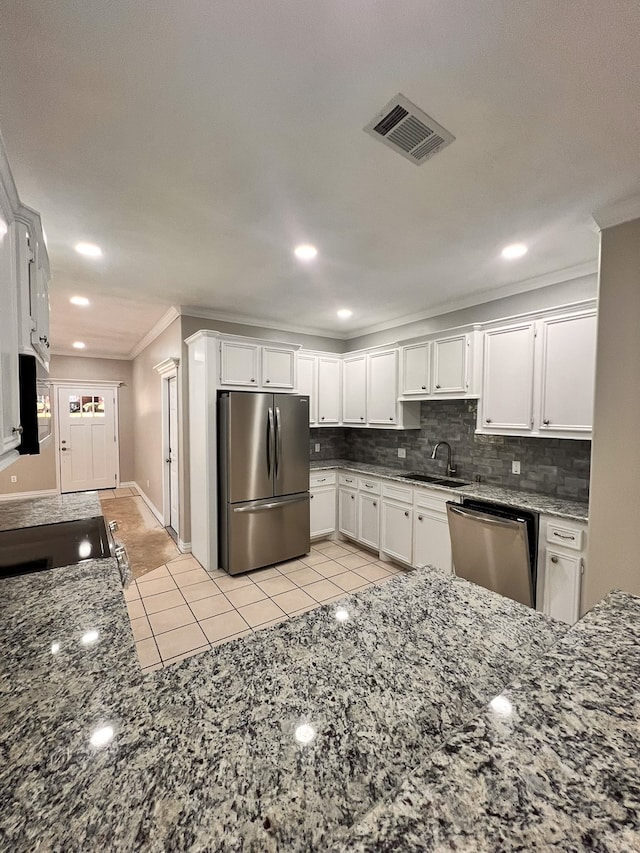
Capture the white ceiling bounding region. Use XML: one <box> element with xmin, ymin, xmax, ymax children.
<box><xmin>0</xmin><ymin>1</ymin><xmax>638</xmax><ymax>358</ymax></box>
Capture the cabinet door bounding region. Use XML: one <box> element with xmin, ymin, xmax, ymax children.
<box><xmin>343</xmin><ymin>355</ymin><xmax>367</xmax><ymax>423</ymax></box>
<box><xmin>0</xmin><ymin>212</ymin><xmax>20</xmax><ymax>463</ymax></box>
<box><xmin>30</xmin><ymin>255</ymin><xmax>50</xmax><ymax>363</ymax></box>
<box><xmin>297</xmin><ymin>354</ymin><xmax>317</xmax><ymax>424</ymax></box>
<box><xmin>402</xmin><ymin>343</ymin><xmax>430</xmax><ymax>395</ymax></box>
<box><xmin>338</xmin><ymin>487</ymin><xmax>357</xmax><ymax>538</ymax></box>
<box><xmin>543</xmin><ymin>549</ymin><xmax>581</xmax><ymax>625</ymax></box>
<box><xmin>262</xmin><ymin>347</ymin><xmax>295</xmax><ymax>389</ymax></box>
<box><xmin>381</xmin><ymin>499</ymin><xmax>413</xmax><ymax>564</ymax></box>
<box><xmin>310</xmin><ymin>486</ymin><xmax>336</xmax><ymax>537</ymax></box>
<box><xmin>358</xmin><ymin>492</ymin><xmax>380</xmax><ymax>550</ymax></box>
<box><xmin>317</xmin><ymin>357</ymin><xmax>341</xmax><ymax>424</ymax></box>
<box><xmin>432</xmin><ymin>335</ymin><xmax>467</xmax><ymax>393</ymax></box>
<box><xmin>481</xmin><ymin>324</ymin><xmax>535</xmax><ymax>430</ymax></box>
<box><xmin>220</xmin><ymin>341</ymin><xmax>260</xmax><ymax>386</ymax></box>
<box><xmin>539</xmin><ymin>313</ymin><xmax>596</xmax><ymax>433</ymax></box>
<box><xmin>413</xmin><ymin>510</ymin><xmax>453</xmax><ymax>573</ymax></box>
<box><xmin>367</xmin><ymin>349</ymin><xmax>398</xmax><ymax>425</ymax></box>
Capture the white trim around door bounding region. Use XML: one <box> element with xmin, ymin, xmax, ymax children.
<box><xmin>154</xmin><ymin>358</ymin><xmax>180</xmax><ymax>538</ymax></box>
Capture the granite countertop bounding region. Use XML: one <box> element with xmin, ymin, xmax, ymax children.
<box><xmin>2</xmin><ymin>496</ymin><xmax>636</xmax><ymax>851</ymax></box>
<box><xmin>311</xmin><ymin>459</ymin><xmax>590</xmax><ymax>522</ymax></box>
<box><xmin>0</xmin><ymin>490</ymin><xmax>103</xmax><ymax>531</ymax></box>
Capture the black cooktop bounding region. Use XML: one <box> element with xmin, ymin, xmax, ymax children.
<box><xmin>0</xmin><ymin>516</ymin><xmax>112</xmax><ymax>578</ymax></box>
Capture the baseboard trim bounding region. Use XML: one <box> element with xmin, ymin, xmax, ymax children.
<box><xmin>178</xmin><ymin>539</ymin><xmax>192</xmax><ymax>554</ymax></box>
<box><xmin>133</xmin><ymin>482</ymin><xmax>164</xmax><ymax>525</ymax></box>
<box><xmin>119</xmin><ymin>481</ymin><xmax>136</xmax><ymax>489</ymax></box>
<box><xmin>0</xmin><ymin>488</ymin><xmax>59</xmax><ymax>503</ymax></box>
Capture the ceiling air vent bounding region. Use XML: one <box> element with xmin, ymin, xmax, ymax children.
<box><xmin>364</xmin><ymin>94</ymin><xmax>455</xmax><ymax>165</ymax></box>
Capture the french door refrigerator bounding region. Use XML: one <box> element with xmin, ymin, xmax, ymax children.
<box><xmin>218</xmin><ymin>391</ymin><xmax>310</xmax><ymax>574</ymax></box>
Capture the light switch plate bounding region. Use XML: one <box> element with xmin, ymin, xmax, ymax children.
<box><xmin>512</xmin><ymin>461</ymin><xmax>521</xmax><ymax>474</ymax></box>
<box><xmin>398</xmin><ymin>448</ymin><xmax>406</xmax><ymax>459</ymax></box>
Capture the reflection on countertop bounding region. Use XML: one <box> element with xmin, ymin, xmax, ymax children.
<box><xmin>311</xmin><ymin>459</ymin><xmax>589</xmax><ymax>521</ymax></box>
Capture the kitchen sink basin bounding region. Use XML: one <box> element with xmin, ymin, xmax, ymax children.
<box><xmin>399</xmin><ymin>472</ymin><xmax>471</xmax><ymax>488</ymax></box>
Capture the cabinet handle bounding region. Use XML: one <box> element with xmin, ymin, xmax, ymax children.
<box><xmin>265</xmin><ymin>379</ymin><xmax>271</xmax><ymax>383</ymax></box>
<box><xmin>421</xmin><ymin>385</ymin><xmax>426</xmax><ymax>390</ymax></box>
<box><xmin>351</xmin><ymin>495</ymin><xmax>355</xmax><ymax>501</ymax></box>
<box><xmin>404</xmin><ymin>511</ymin><xmax>409</xmax><ymax>517</ymax></box>
<box><xmin>251</xmin><ymin>378</ymin><xmax>256</xmax><ymax>383</ymax></box>
<box><xmin>553</xmin><ymin>531</ymin><xmax>575</xmax><ymax>541</ymax></box>
<box><xmin>373</xmin><ymin>501</ymin><xmax>377</xmax><ymax>507</ymax></box>
<box><xmin>551</xmin><ymin>555</ymin><xmax>559</xmax><ymax>563</ymax></box>
<box><xmin>317</xmin><ymin>477</ymin><xmax>326</xmax><ymax>483</ymax></box>
<box><xmin>364</xmin><ymin>483</ymin><xmax>373</xmax><ymax>488</ymax></box>
<box><xmin>12</xmin><ymin>425</ymin><xmax>23</xmax><ymax>435</ymax></box>
<box><xmin>360</xmin><ymin>416</ymin><xmax>364</xmax><ymax>420</ymax></box>
<box><xmin>418</xmin><ymin>515</ymin><xmax>423</xmax><ymax>521</ymax></box>
<box><xmin>486</xmin><ymin>418</ymin><xmax>492</xmax><ymax>423</ymax></box>
<box><xmin>321</xmin><ymin>416</ymin><xmax>325</xmax><ymax>421</ymax></box>
<box><xmin>389</xmin><ymin>416</ymin><xmax>393</xmax><ymax>421</ymax></box>
<box><xmin>543</xmin><ymin>419</ymin><xmax>550</xmax><ymax>425</ymax></box>
<box><xmin>435</xmin><ymin>384</ymin><xmax>441</xmax><ymax>389</ymax></box>
<box><xmin>310</xmin><ymin>494</ymin><xmax>314</xmax><ymax>499</ymax></box>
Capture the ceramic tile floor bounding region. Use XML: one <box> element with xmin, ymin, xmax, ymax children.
<box><xmin>123</xmin><ymin>542</ymin><xmax>406</xmax><ymax>672</ymax></box>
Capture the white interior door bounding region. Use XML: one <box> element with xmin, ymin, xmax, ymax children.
<box><xmin>168</xmin><ymin>375</ymin><xmax>179</xmax><ymax>532</ymax></box>
<box><xmin>57</xmin><ymin>387</ymin><xmax>118</xmax><ymax>493</ymax></box>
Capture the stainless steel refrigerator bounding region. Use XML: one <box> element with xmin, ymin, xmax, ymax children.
<box><xmin>218</xmin><ymin>391</ymin><xmax>310</xmax><ymax>574</ymax></box>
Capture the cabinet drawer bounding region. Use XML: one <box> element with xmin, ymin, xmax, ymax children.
<box><xmin>546</xmin><ymin>521</ymin><xmax>584</xmax><ymax>551</ymax></box>
<box><xmin>382</xmin><ymin>482</ymin><xmax>413</xmax><ymax>504</ymax></box>
<box><xmin>339</xmin><ymin>472</ymin><xmax>358</xmax><ymax>488</ymax></box>
<box><xmin>358</xmin><ymin>477</ymin><xmax>381</xmax><ymax>495</ymax></box>
<box><xmin>310</xmin><ymin>471</ymin><xmax>337</xmax><ymax>488</ymax></box>
<box><xmin>414</xmin><ymin>488</ymin><xmax>452</xmax><ymax>513</ymax></box>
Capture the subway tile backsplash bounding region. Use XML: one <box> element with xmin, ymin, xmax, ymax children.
<box><xmin>310</xmin><ymin>400</ymin><xmax>591</xmax><ymax>501</ymax></box>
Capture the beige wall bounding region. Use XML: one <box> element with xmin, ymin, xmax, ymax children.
<box><xmin>0</xmin><ymin>354</ymin><xmax>133</xmax><ymax>496</ymax></box>
<box><xmin>584</xmin><ymin>217</ymin><xmax>640</xmax><ymax>610</ymax></box>
<box><xmin>131</xmin><ymin>317</ymin><xmax>183</xmax><ymax>526</ymax></box>
<box><xmin>347</xmin><ymin>275</ymin><xmax>597</xmax><ymax>351</ymax></box>
<box><xmin>180</xmin><ymin>316</ymin><xmax>345</xmax><ymax>353</ymax></box>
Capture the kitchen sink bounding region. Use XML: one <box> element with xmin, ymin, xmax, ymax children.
<box><xmin>399</xmin><ymin>472</ymin><xmax>471</xmax><ymax>488</ymax></box>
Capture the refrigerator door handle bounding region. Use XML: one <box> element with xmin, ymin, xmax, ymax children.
<box><xmin>233</xmin><ymin>494</ymin><xmax>309</xmax><ymax>513</ymax></box>
<box><xmin>275</xmin><ymin>406</ymin><xmax>282</xmax><ymax>479</ymax></box>
<box><xmin>267</xmin><ymin>407</ymin><xmax>274</xmax><ymax>477</ymax></box>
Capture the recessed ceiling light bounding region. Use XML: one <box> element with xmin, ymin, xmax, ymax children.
<box><xmin>70</xmin><ymin>296</ymin><xmax>90</xmax><ymax>306</ymax></box>
<box><xmin>501</xmin><ymin>243</ymin><xmax>528</xmax><ymax>260</ymax></box>
<box><xmin>75</xmin><ymin>242</ymin><xmax>102</xmax><ymax>257</ymax></box>
<box><xmin>337</xmin><ymin>308</ymin><xmax>352</xmax><ymax>319</ymax></box>
<box><xmin>73</xmin><ymin>341</ymin><xmax>86</xmax><ymax>350</ymax></box>
<box><xmin>294</xmin><ymin>244</ymin><xmax>317</xmax><ymax>261</ymax></box>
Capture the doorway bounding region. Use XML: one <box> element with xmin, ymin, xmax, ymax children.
<box><xmin>57</xmin><ymin>386</ymin><xmax>119</xmax><ymax>493</ymax></box>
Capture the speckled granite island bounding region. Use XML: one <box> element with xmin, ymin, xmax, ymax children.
<box><xmin>2</xmin><ymin>495</ymin><xmax>638</xmax><ymax>851</ymax></box>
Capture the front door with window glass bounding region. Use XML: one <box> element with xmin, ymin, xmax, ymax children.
<box><xmin>57</xmin><ymin>387</ymin><xmax>118</xmax><ymax>492</ymax></box>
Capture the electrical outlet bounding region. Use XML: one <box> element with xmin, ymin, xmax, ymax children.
<box><xmin>146</xmin><ymin>479</ymin><xmax>150</xmax><ymax>488</ymax></box>
<box><xmin>398</xmin><ymin>448</ymin><xmax>406</xmax><ymax>459</ymax></box>
<box><xmin>10</xmin><ymin>475</ymin><xmax>17</xmax><ymax>483</ymax></box>
<box><xmin>512</xmin><ymin>461</ymin><xmax>521</xmax><ymax>474</ymax></box>
<box><xmin>314</xmin><ymin>443</ymin><xmax>320</xmax><ymax>453</ymax></box>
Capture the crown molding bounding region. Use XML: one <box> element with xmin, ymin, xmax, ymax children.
<box><xmin>179</xmin><ymin>305</ymin><xmax>347</xmax><ymax>341</ymax></box>
<box><xmin>153</xmin><ymin>357</ymin><xmax>180</xmax><ymax>377</ymax></box>
<box><xmin>344</xmin><ymin>260</ymin><xmax>598</xmax><ymax>340</ymax></box>
<box><xmin>49</xmin><ymin>378</ymin><xmax>124</xmax><ymax>388</ymax></box>
<box><xmin>128</xmin><ymin>306</ymin><xmax>181</xmax><ymax>360</ymax></box>
<box><xmin>592</xmin><ymin>194</ymin><xmax>640</xmax><ymax>231</ymax></box>
<box><xmin>50</xmin><ymin>348</ymin><xmax>133</xmax><ymax>361</ymax></box>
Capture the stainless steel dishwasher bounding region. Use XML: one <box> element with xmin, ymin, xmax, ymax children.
<box><xmin>446</xmin><ymin>499</ymin><xmax>538</xmax><ymax>608</ymax></box>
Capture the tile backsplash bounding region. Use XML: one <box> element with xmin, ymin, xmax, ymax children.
<box><xmin>311</xmin><ymin>400</ymin><xmax>591</xmax><ymax>501</ymax></box>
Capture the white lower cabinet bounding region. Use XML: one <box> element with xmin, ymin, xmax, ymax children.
<box><xmin>310</xmin><ymin>487</ymin><xmax>337</xmax><ymax>538</ymax></box>
<box><xmin>338</xmin><ymin>487</ymin><xmax>357</xmax><ymax>539</ymax></box>
<box><xmin>358</xmin><ymin>492</ymin><xmax>380</xmax><ymax>550</ymax></box>
<box><xmin>381</xmin><ymin>499</ymin><xmax>413</xmax><ymax>564</ymax></box>
<box><xmin>413</xmin><ymin>510</ymin><xmax>453</xmax><ymax>573</ymax></box>
<box><xmin>537</xmin><ymin>515</ymin><xmax>586</xmax><ymax>625</ymax></box>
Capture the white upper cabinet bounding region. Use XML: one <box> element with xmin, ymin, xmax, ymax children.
<box><xmin>0</xmin><ymin>202</ymin><xmax>20</xmax><ymax>469</ymax></box>
<box><xmin>317</xmin><ymin>356</ymin><xmax>341</xmax><ymax>424</ymax></box>
<box><xmin>402</xmin><ymin>343</ymin><xmax>431</xmax><ymax>395</ymax></box>
<box><xmin>262</xmin><ymin>346</ymin><xmax>295</xmax><ymax>388</ymax></box>
<box><xmin>296</xmin><ymin>353</ymin><xmax>317</xmax><ymax>424</ymax></box>
<box><xmin>539</xmin><ymin>312</ymin><xmax>596</xmax><ymax>433</ymax></box>
<box><xmin>220</xmin><ymin>340</ymin><xmax>260</xmax><ymax>386</ymax></box>
<box><xmin>219</xmin><ymin>339</ymin><xmax>297</xmax><ymax>389</ymax></box>
<box><xmin>367</xmin><ymin>349</ymin><xmax>399</xmax><ymax>425</ymax></box>
<box><xmin>480</xmin><ymin>323</ymin><xmax>535</xmax><ymax>431</ymax></box>
<box><xmin>342</xmin><ymin>354</ymin><xmax>367</xmax><ymax>424</ymax></box>
<box><xmin>432</xmin><ymin>334</ymin><xmax>468</xmax><ymax>394</ymax></box>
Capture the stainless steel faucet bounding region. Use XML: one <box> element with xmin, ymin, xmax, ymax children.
<box><xmin>431</xmin><ymin>441</ymin><xmax>456</xmax><ymax>477</ymax></box>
